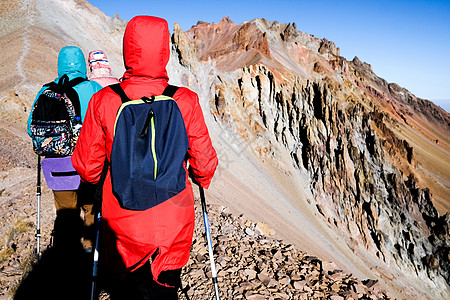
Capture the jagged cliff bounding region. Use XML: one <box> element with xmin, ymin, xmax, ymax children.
<box><xmin>172</xmin><ymin>17</ymin><xmax>450</xmax><ymax>299</ymax></box>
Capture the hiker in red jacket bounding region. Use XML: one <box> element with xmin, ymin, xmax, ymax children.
<box><xmin>72</xmin><ymin>16</ymin><xmax>218</xmax><ymax>299</ymax></box>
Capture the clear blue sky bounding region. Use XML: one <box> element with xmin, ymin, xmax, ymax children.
<box><xmin>89</xmin><ymin>0</ymin><xmax>450</xmax><ymax>111</ymax></box>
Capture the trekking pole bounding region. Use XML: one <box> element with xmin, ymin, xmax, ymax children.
<box><xmin>199</xmin><ymin>186</ymin><xmax>220</xmax><ymax>300</ymax></box>
<box><xmin>91</xmin><ymin>212</ymin><xmax>101</xmax><ymax>300</ymax></box>
<box><xmin>91</xmin><ymin>160</ymin><xmax>109</xmax><ymax>300</ymax></box>
<box><xmin>36</xmin><ymin>155</ymin><xmax>42</xmax><ymax>264</ymax></box>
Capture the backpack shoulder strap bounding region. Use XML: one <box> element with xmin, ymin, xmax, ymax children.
<box><xmin>66</xmin><ymin>77</ymin><xmax>87</xmax><ymax>88</ymax></box>
<box><xmin>162</xmin><ymin>85</ymin><xmax>179</xmax><ymax>98</ymax></box>
<box><xmin>109</xmin><ymin>83</ymin><xmax>131</xmax><ymax>104</ymax></box>
<box><xmin>43</xmin><ymin>81</ymin><xmax>57</xmax><ymax>88</ymax></box>
<box><xmin>55</xmin><ymin>75</ymin><xmax>85</xmax><ymax>119</ymax></box>
<box><xmin>57</xmin><ymin>74</ymin><xmax>70</xmax><ymax>85</ymax></box>
<box><xmin>57</xmin><ymin>74</ymin><xmax>87</xmax><ymax>88</ymax></box>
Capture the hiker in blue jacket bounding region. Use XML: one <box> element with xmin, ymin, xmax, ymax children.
<box><xmin>27</xmin><ymin>46</ymin><xmax>102</xmax><ymax>132</ymax></box>
<box><xmin>27</xmin><ymin>46</ymin><xmax>102</xmax><ymax>252</ymax></box>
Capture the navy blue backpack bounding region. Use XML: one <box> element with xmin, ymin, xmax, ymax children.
<box><xmin>109</xmin><ymin>84</ymin><xmax>189</xmax><ymax>210</ymax></box>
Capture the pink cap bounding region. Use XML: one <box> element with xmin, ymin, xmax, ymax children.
<box><xmin>88</xmin><ymin>50</ymin><xmax>111</xmax><ymax>70</ymax></box>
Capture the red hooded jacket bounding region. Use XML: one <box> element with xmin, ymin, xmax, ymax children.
<box><xmin>72</xmin><ymin>16</ymin><xmax>218</xmax><ymax>281</ymax></box>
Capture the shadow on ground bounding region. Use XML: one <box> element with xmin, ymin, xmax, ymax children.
<box><xmin>14</xmin><ymin>209</ymin><xmax>93</xmax><ymax>300</ymax></box>
<box><xmin>13</xmin><ymin>209</ymin><xmax>192</xmax><ymax>300</ymax></box>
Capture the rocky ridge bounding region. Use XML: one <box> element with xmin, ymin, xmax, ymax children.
<box><xmin>173</xmin><ymin>17</ymin><xmax>450</xmax><ymax>299</ymax></box>
<box><xmin>0</xmin><ymin>194</ymin><xmax>392</xmax><ymax>299</ymax></box>
<box><xmin>176</xmin><ymin>203</ymin><xmax>393</xmax><ymax>300</ymax></box>
<box><xmin>96</xmin><ymin>202</ymin><xmax>393</xmax><ymax>300</ymax></box>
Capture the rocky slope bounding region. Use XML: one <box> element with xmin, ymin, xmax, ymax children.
<box><xmin>108</xmin><ymin>202</ymin><xmax>392</xmax><ymax>299</ymax></box>
<box><xmin>175</xmin><ymin>203</ymin><xmax>393</xmax><ymax>300</ymax></box>
<box><xmin>0</xmin><ymin>0</ymin><xmax>127</xmax><ymax>297</ymax></box>
<box><xmin>173</xmin><ymin>17</ymin><xmax>450</xmax><ymax>299</ymax></box>
<box><xmin>0</xmin><ymin>1</ymin><xmax>449</xmax><ymax>299</ymax></box>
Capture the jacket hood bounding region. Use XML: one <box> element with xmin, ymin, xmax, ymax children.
<box><xmin>122</xmin><ymin>16</ymin><xmax>169</xmax><ymax>80</ymax></box>
<box><xmin>57</xmin><ymin>46</ymin><xmax>87</xmax><ymax>78</ymax></box>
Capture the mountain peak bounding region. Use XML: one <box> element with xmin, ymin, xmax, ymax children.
<box><xmin>192</xmin><ymin>16</ymin><xmax>236</xmax><ymax>29</ymax></box>
<box><xmin>186</xmin><ymin>17</ymin><xmax>271</xmax><ymax>69</ymax></box>
<box><xmin>219</xmin><ymin>16</ymin><xmax>232</xmax><ymax>24</ymax></box>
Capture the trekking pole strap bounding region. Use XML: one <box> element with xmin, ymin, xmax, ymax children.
<box><xmin>93</xmin><ymin>159</ymin><xmax>110</xmax><ymax>214</ymax></box>
<box><xmin>95</xmin><ymin>160</ymin><xmax>110</xmax><ymax>201</ymax></box>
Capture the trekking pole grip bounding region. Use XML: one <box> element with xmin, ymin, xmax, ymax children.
<box><xmin>36</xmin><ymin>155</ymin><xmax>42</xmax><ymax>264</ymax></box>
<box><xmin>199</xmin><ymin>185</ymin><xmax>207</xmax><ymax>212</ymax></box>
